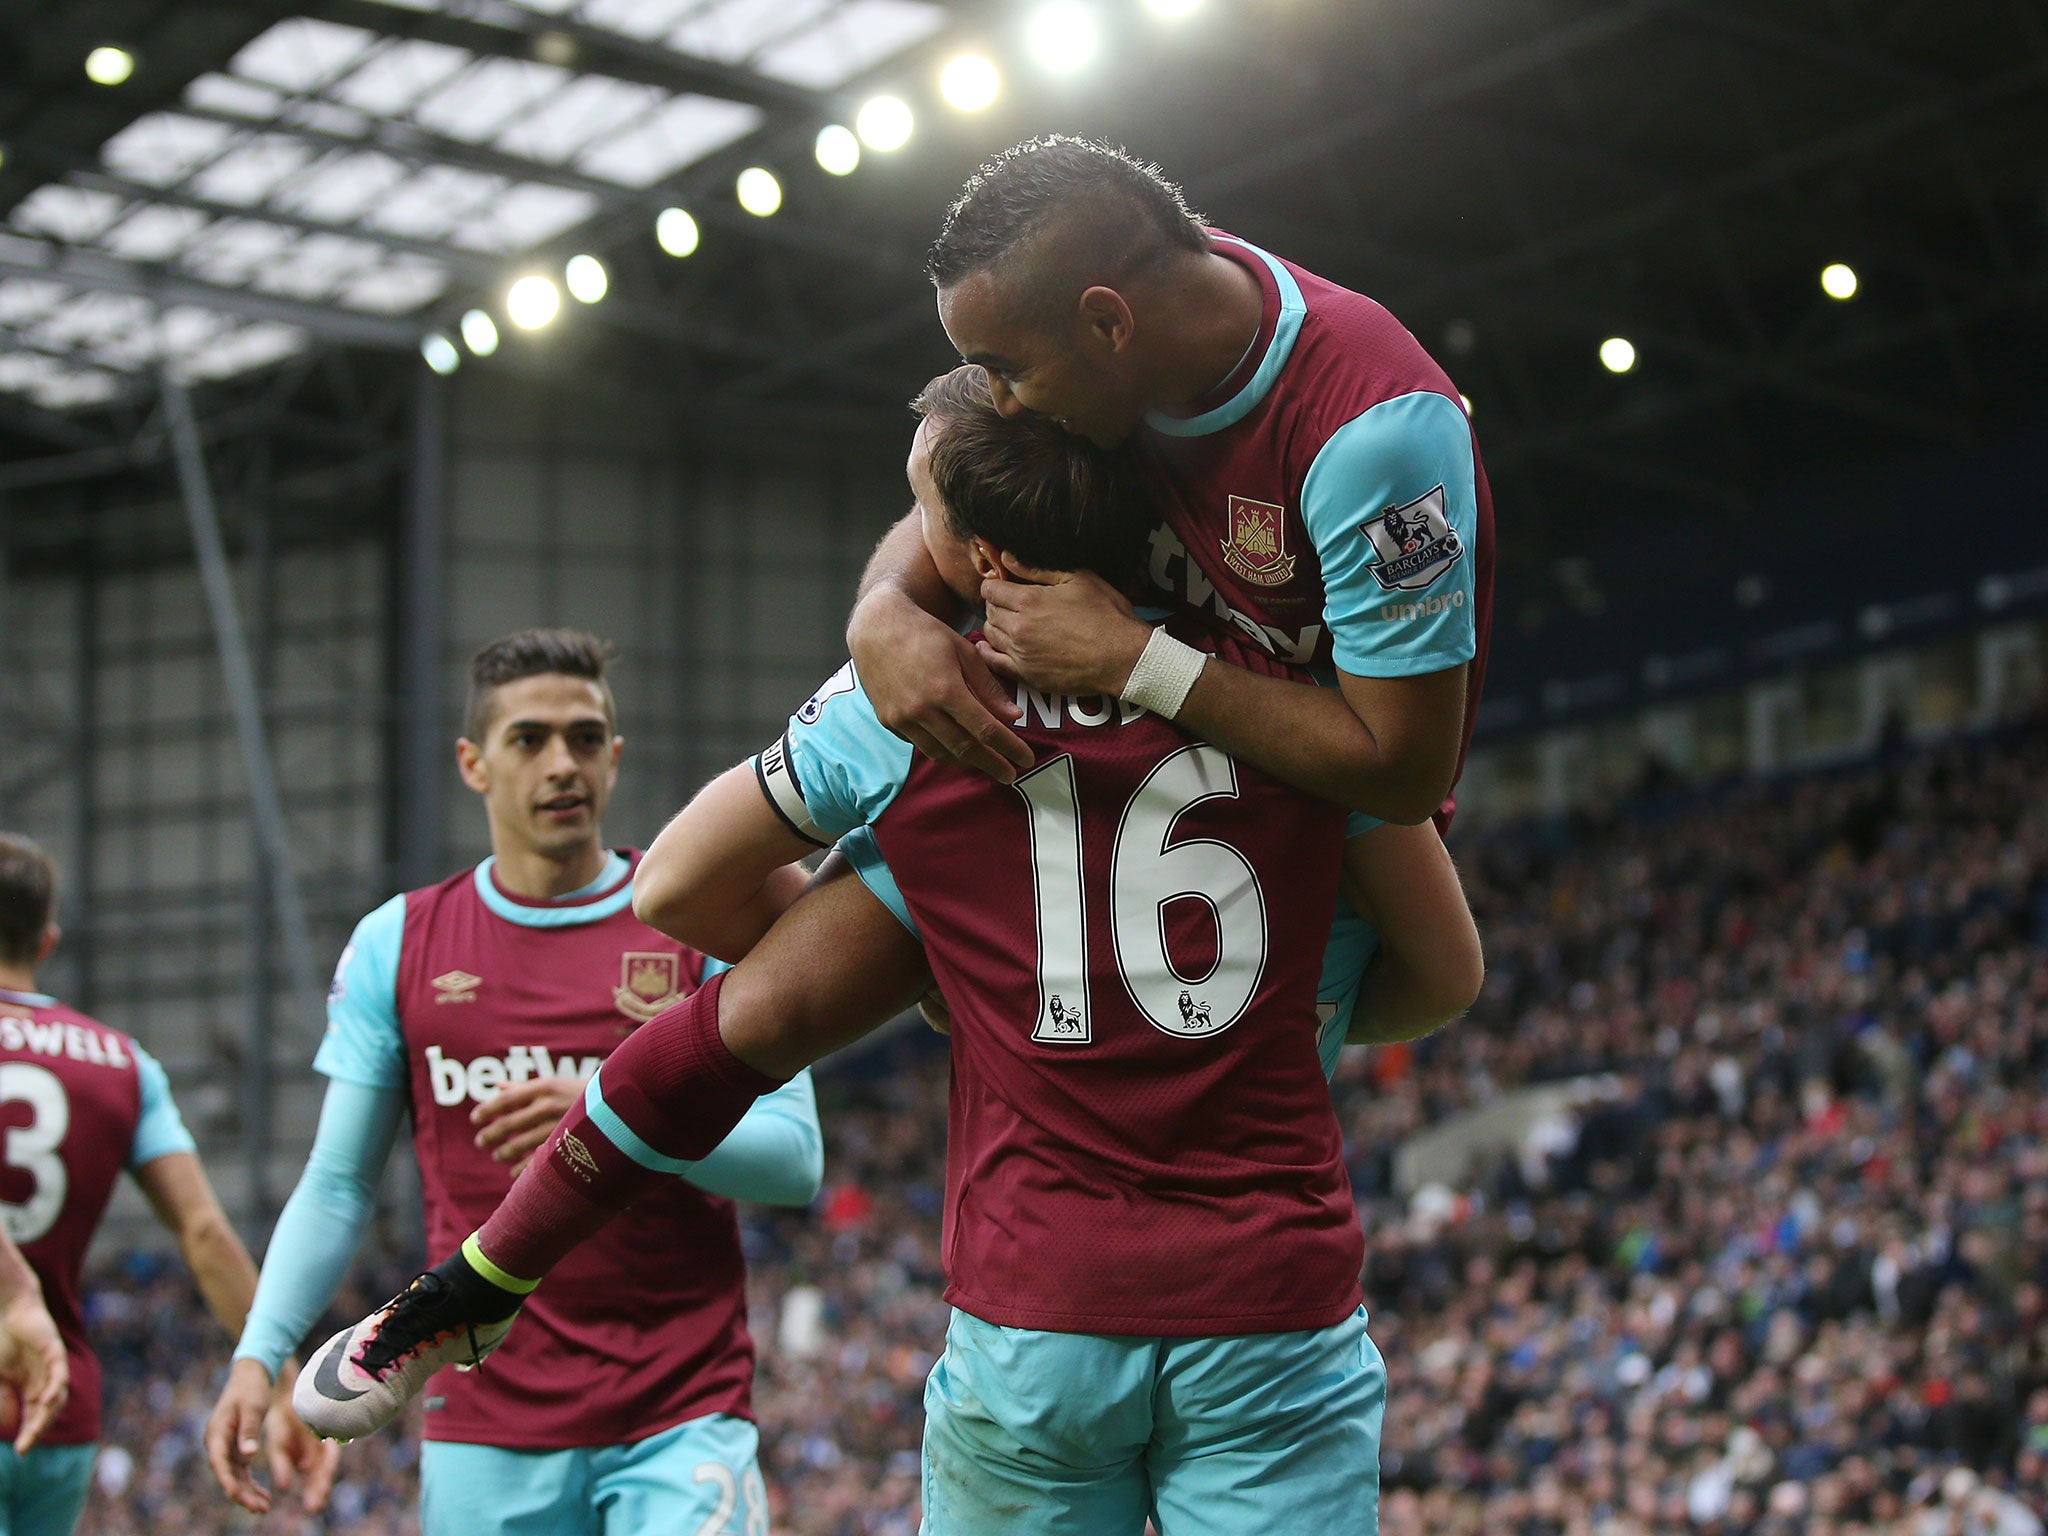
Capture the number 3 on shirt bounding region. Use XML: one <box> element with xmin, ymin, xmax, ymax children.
<box><xmin>1015</xmin><ymin>743</ymin><xmax>1269</xmax><ymax>1044</ymax></box>
<box><xmin>0</xmin><ymin>1063</ymin><xmax>70</xmax><ymax>1243</ymax></box>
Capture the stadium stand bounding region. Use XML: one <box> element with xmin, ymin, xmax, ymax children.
<box><xmin>71</xmin><ymin>714</ymin><xmax>2048</xmax><ymax>1536</ymax></box>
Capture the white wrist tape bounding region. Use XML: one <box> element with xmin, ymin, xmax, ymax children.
<box><xmin>1119</xmin><ymin>628</ymin><xmax>1208</xmax><ymax>721</ymax></box>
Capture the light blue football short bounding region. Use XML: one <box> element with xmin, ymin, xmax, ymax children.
<box><xmin>420</xmin><ymin>1413</ymin><xmax>766</xmax><ymax>1536</ymax></box>
<box><xmin>0</xmin><ymin>1442</ymin><xmax>97</xmax><ymax>1536</ymax></box>
<box><xmin>921</xmin><ymin>1306</ymin><xmax>1386</xmax><ymax>1536</ymax></box>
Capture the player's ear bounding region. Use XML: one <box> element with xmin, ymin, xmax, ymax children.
<box><xmin>455</xmin><ymin>737</ymin><xmax>488</xmax><ymax>794</ymax></box>
<box><xmin>969</xmin><ymin>538</ymin><xmax>1004</xmax><ymax>582</ymax></box>
<box><xmin>1077</xmin><ymin>286</ymin><xmax>1134</xmax><ymax>352</ymax></box>
<box><xmin>35</xmin><ymin>923</ymin><xmax>58</xmax><ymax>965</ymax></box>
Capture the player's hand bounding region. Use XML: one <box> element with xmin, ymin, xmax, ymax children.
<box><xmin>264</xmin><ymin>1362</ymin><xmax>339</xmax><ymax>1513</ymax></box>
<box><xmin>207</xmin><ymin>1357</ymin><xmax>283</xmax><ymax>1513</ymax></box>
<box><xmin>474</xmin><ymin>1075</ymin><xmax>584</xmax><ymax>1172</ymax></box>
<box><xmin>0</xmin><ymin>1285</ymin><xmax>67</xmax><ymax>1454</ymax></box>
<box><xmin>918</xmin><ymin>986</ymin><xmax>953</xmax><ymax>1036</ymax></box>
<box><xmin>849</xmin><ymin>587</ymin><xmax>1031</xmax><ymax>783</ymax></box>
<box><xmin>980</xmin><ymin>565</ymin><xmax>1150</xmax><ymax>698</ymax></box>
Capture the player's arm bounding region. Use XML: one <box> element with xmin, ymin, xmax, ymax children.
<box><xmin>981</xmin><ymin>392</ymin><xmax>1480</xmax><ymax>823</ymax></box>
<box><xmin>0</xmin><ymin>1228</ymin><xmax>66</xmax><ymax>1453</ymax></box>
<box><xmin>846</xmin><ymin>510</ymin><xmax>1032</xmax><ymax>783</ymax></box>
<box><xmin>633</xmin><ymin>763</ymin><xmax>821</xmax><ymax>960</ymax></box>
<box><xmin>591</xmin><ymin>1063</ymin><xmax>826</xmax><ymax>1208</ymax></box>
<box><xmin>1340</xmin><ymin>821</ymin><xmax>1483</xmax><ymax>1043</ymax></box>
<box><xmin>207</xmin><ymin>898</ymin><xmax>406</xmax><ymax>1514</ymax></box>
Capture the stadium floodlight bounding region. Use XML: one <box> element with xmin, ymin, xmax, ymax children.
<box><xmin>564</xmin><ymin>254</ymin><xmax>608</xmax><ymax>304</ymax></box>
<box><xmin>856</xmin><ymin>95</ymin><xmax>915</xmax><ymax>152</ymax></box>
<box><xmin>1027</xmin><ymin>3</ymin><xmax>1100</xmax><ymax>73</ymax></box>
<box><xmin>1820</xmin><ymin>262</ymin><xmax>1859</xmax><ymax>300</ymax></box>
<box><xmin>815</xmin><ymin>124</ymin><xmax>861</xmax><ymax>176</ymax></box>
<box><xmin>940</xmin><ymin>54</ymin><xmax>1002</xmax><ymax>112</ymax></box>
<box><xmin>460</xmin><ymin>309</ymin><xmax>499</xmax><ymax>356</ymax></box>
<box><xmin>1599</xmin><ymin>336</ymin><xmax>1637</xmax><ymax>374</ymax></box>
<box><xmin>1143</xmin><ymin>0</ymin><xmax>1202</xmax><ymax>16</ymax></box>
<box><xmin>656</xmin><ymin>207</ymin><xmax>699</xmax><ymax>257</ymax></box>
<box><xmin>85</xmin><ymin>46</ymin><xmax>135</xmax><ymax>86</ymax></box>
<box><xmin>736</xmin><ymin>167</ymin><xmax>783</xmax><ymax>217</ymax></box>
<box><xmin>420</xmin><ymin>333</ymin><xmax>460</xmax><ymax>375</ymax></box>
<box><xmin>506</xmin><ymin>275</ymin><xmax>561</xmax><ymax>330</ymax></box>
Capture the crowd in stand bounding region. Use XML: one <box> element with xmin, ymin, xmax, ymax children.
<box><xmin>71</xmin><ymin>722</ymin><xmax>2048</xmax><ymax>1535</ymax></box>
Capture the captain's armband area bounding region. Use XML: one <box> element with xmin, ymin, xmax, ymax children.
<box><xmin>754</xmin><ymin>735</ymin><xmax>828</xmax><ymax>847</ymax></box>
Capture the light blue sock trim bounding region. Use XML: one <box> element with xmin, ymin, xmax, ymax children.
<box><xmin>584</xmin><ymin>1072</ymin><xmax>694</xmax><ymax>1175</ymax></box>
<box><xmin>1145</xmin><ymin>236</ymin><xmax>1306</xmax><ymax>438</ymax></box>
<box><xmin>473</xmin><ymin>855</ymin><xmax>636</xmax><ymax>927</ymax></box>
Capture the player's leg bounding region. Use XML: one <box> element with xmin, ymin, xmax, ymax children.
<box><xmin>470</xmin><ymin>851</ymin><xmax>929</xmax><ymax>1280</ymax></box>
<box><xmin>419</xmin><ymin>1441</ymin><xmax>597</xmax><ymax>1536</ymax></box>
<box><xmin>920</xmin><ymin>1310</ymin><xmax>1153</xmax><ymax>1536</ymax></box>
<box><xmin>297</xmin><ymin>857</ymin><xmax>929</xmax><ymax>1441</ymax></box>
<box><xmin>1144</xmin><ymin>1307</ymin><xmax>1387</xmax><ymax>1536</ymax></box>
<box><xmin>0</xmin><ymin>1443</ymin><xmax>98</xmax><ymax>1536</ymax></box>
<box><xmin>590</xmin><ymin>1414</ymin><xmax>768</xmax><ymax>1536</ymax></box>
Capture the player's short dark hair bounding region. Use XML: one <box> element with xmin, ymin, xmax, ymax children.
<box><xmin>925</xmin><ymin>136</ymin><xmax>1209</xmax><ymax>292</ymax></box>
<box><xmin>912</xmin><ymin>365</ymin><xmax>1150</xmax><ymax>585</ymax></box>
<box><xmin>0</xmin><ymin>834</ymin><xmax>57</xmax><ymax>968</ymax></box>
<box><xmin>464</xmin><ymin>629</ymin><xmax>617</xmax><ymax>743</ymax></box>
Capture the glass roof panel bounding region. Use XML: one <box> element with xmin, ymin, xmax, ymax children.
<box><xmin>231</xmin><ymin>19</ymin><xmax>381</xmax><ymax>95</ymax></box>
<box><xmin>496</xmin><ymin>74</ymin><xmax>664</xmax><ymax>165</ymax></box>
<box><xmin>3</xmin><ymin>0</ymin><xmax>954</xmax><ymax>404</ymax></box>
<box><xmin>755</xmin><ymin>0</ymin><xmax>945</xmax><ymax>89</ymax></box>
<box><xmin>576</xmin><ymin>94</ymin><xmax>759</xmax><ymax>187</ymax></box>
<box><xmin>412</xmin><ymin>57</ymin><xmax>576</xmax><ymax>143</ymax></box>
<box><xmin>326</xmin><ymin>39</ymin><xmax>472</xmax><ymax>118</ymax></box>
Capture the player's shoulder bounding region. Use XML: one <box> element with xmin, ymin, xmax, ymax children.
<box><xmin>1226</xmin><ymin>235</ymin><xmax>1463</xmax><ymax>435</ymax></box>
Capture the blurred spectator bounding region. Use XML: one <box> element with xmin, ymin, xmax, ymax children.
<box><xmin>76</xmin><ymin>721</ymin><xmax>2048</xmax><ymax>1536</ymax></box>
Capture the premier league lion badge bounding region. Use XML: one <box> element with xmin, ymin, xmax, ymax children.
<box><xmin>614</xmin><ymin>951</ymin><xmax>681</xmax><ymax>1023</ymax></box>
<box><xmin>1220</xmin><ymin>495</ymin><xmax>1297</xmax><ymax>586</ymax></box>
<box><xmin>1361</xmin><ymin>485</ymin><xmax>1464</xmax><ymax>591</ymax></box>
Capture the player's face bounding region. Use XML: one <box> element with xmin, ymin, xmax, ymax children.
<box><xmin>458</xmin><ymin>674</ymin><xmax>620</xmax><ymax>860</ymax></box>
<box><xmin>939</xmin><ymin>275</ymin><xmax>1147</xmax><ymax>449</ymax></box>
<box><xmin>908</xmin><ymin>419</ymin><xmax>984</xmax><ymax>605</ymax></box>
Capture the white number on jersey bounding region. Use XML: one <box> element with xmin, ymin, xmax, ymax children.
<box><xmin>0</xmin><ymin>1063</ymin><xmax>71</xmax><ymax>1243</ymax></box>
<box><xmin>1014</xmin><ymin>743</ymin><xmax>1270</xmax><ymax>1043</ymax></box>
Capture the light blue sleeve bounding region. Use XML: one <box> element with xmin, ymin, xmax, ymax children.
<box><xmin>1316</xmin><ymin>895</ymin><xmax>1383</xmax><ymax>1082</ymax></box>
<box><xmin>311</xmin><ymin>894</ymin><xmax>407</xmax><ymax>1089</ymax></box>
<box><xmin>1301</xmin><ymin>390</ymin><xmax>1480</xmax><ymax>678</ymax></box>
<box><xmin>126</xmin><ymin>1042</ymin><xmax>197</xmax><ymax>1169</ymax></box>
<box><xmin>233</xmin><ymin>1078</ymin><xmax>406</xmax><ymax>1376</ymax></box>
<box><xmin>838</xmin><ymin>826</ymin><xmax>919</xmax><ymax>938</ymax></box>
<box><xmin>583</xmin><ymin>1068</ymin><xmax>824</xmax><ymax>1208</ymax></box>
<box><xmin>755</xmin><ymin>662</ymin><xmax>916</xmax><ymax>842</ymax></box>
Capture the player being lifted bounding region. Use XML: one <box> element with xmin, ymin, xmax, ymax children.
<box><xmin>294</xmin><ymin>371</ymin><xmax>1481</xmax><ymax>1534</ymax></box>
<box><xmin>852</xmin><ymin>136</ymin><xmax>1492</xmax><ymax>839</ymax></box>
<box><xmin>206</xmin><ymin>632</ymin><xmax>823</xmax><ymax>1536</ymax></box>
<box><xmin>0</xmin><ymin>834</ymin><xmax>333</xmax><ymax>1534</ymax></box>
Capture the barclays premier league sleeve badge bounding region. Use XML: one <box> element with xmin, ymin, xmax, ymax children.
<box><xmin>1361</xmin><ymin>485</ymin><xmax>1463</xmax><ymax>591</ymax></box>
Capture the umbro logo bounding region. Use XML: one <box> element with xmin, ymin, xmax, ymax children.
<box><xmin>431</xmin><ymin>970</ymin><xmax>482</xmax><ymax>1004</ymax></box>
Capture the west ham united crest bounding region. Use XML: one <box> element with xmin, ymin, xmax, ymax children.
<box><xmin>614</xmin><ymin>951</ymin><xmax>680</xmax><ymax>1023</ymax></box>
<box><xmin>1361</xmin><ymin>485</ymin><xmax>1464</xmax><ymax>591</ymax></box>
<box><xmin>1220</xmin><ymin>495</ymin><xmax>1296</xmax><ymax>586</ymax></box>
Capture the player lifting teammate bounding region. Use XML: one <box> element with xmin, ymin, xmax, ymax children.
<box><xmin>207</xmin><ymin>633</ymin><xmax>822</xmax><ymax>1536</ymax></box>
<box><xmin>294</xmin><ymin>370</ymin><xmax>1481</xmax><ymax>1535</ymax></box>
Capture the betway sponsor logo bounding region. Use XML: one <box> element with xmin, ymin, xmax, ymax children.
<box><xmin>1145</xmin><ymin>524</ymin><xmax>1323</xmax><ymax>664</ymax></box>
<box><xmin>426</xmin><ymin>1044</ymin><xmax>605</xmax><ymax>1107</ymax></box>
<box><xmin>0</xmin><ymin>1015</ymin><xmax>131</xmax><ymax>1069</ymax></box>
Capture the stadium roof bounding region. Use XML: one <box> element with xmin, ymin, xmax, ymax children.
<box><xmin>0</xmin><ymin>0</ymin><xmax>946</xmax><ymax>410</ymax></box>
<box><xmin>2</xmin><ymin>0</ymin><xmax>2044</xmax><ymax>580</ymax></box>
